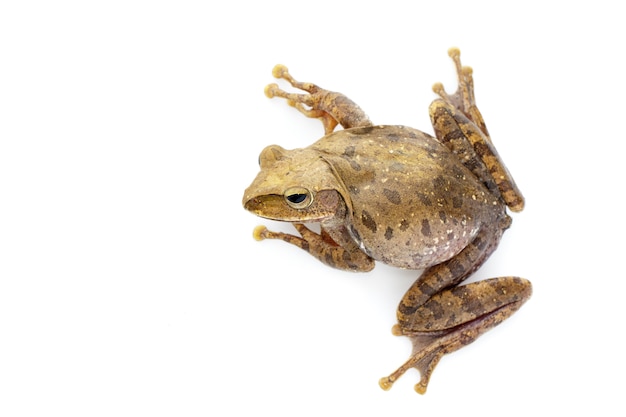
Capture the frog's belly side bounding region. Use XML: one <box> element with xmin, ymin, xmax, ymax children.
<box><xmin>350</xmin><ymin>214</ymin><xmax>481</xmax><ymax>270</ymax></box>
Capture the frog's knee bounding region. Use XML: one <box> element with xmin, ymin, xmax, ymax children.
<box><xmin>428</xmin><ymin>99</ymin><xmax>458</xmax><ymax>125</ymax></box>
<box><xmin>429</xmin><ymin>98</ymin><xmax>454</xmax><ymax>113</ymax></box>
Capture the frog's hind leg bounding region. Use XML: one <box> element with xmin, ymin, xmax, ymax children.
<box><xmin>265</xmin><ymin>64</ymin><xmax>372</xmax><ymax>134</ymax></box>
<box><xmin>382</xmin><ymin>224</ymin><xmax>532</xmax><ymax>394</ymax></box>
<box><xmin>429</xmin><ymin>48</ymin><xmax>524</xmax><ymax>212</ymax></box>
<box><xmin>380</xmin><ymin>277</ymin><xmax>531</xmax><ymax>394</ymax></box>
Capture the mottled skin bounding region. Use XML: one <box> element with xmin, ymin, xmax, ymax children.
<box><xmin>242</xmin><ymin>49</ymin><xmax>532</xmax><ymax>394</ymax></box>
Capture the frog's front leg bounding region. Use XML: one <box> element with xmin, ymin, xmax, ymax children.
<box><xmin>265</xmin><ymin>64</ymin><xmax>373</xmax><ymax>134</ymax></box>
<box><xmin>254</xmin><ymin>223</ymin><xmax>375</xmax><ymax>272</ymax></box>
<box><xmin>380</xmin><ymin>226</ymin><xmax>532</xmax><ymax>394</ymax></box>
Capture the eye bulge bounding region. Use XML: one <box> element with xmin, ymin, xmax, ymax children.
<box><xmin>284</xmin><ymin>187</ymin><xmax>312</xmax><ymax>209</ymax></box>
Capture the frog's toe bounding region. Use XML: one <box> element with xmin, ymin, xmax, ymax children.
<box><xmin>391</xmin><ymin>324</ymin><xmax>403</xmax><ymax>336</ymax></box>
<box><xmin>271</xmin><ymin>64</ymin><xmax>289</xmax><ymax>79</ymax></box>
<box><xmin>264</xmin><ymin>83</ymin><xmax>279</xmax><ymax>98</ymax></box>
<box><xmin>380</xmin><ymin>372</ymin><xmax>429</xmax><ymax>394</ymax></box>
<box><xmin>414</xmin><ymin>381</ymin><xmax>428</xmax><ymax>395</ymax></box>
<box><xmin>431</xmin><ymin>82</ymin><xmax>447</xmax><ymax>99</ymax></box>
<box><xmin>378</xmin><ymin>376</ymin><xmax>394</xmax><ymax>391</ymax></box>
<box><xmin>448</xmin><ymin>47</ymin><xmax>461</xmax><ymax>59</ymax></box>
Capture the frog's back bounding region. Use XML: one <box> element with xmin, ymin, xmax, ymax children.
<box><xmin>312</xmin><ymin>125</ymin><xmax>504</xmax><ymax>269</ymax></box>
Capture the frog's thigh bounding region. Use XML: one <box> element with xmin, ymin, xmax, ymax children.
<box><xmin>429</xmin><ymin>99</ymin><xmax>496</xmax><ymax>193</ymax></box>
<box><xmin>403</xmin><ymin>277</ymin><xmax>532</xmax><ymax>333</ymax></box>
<box><xmin>381</xmin><ymin>277</ymin><xmax>531</xmax><ymax>394</ymax></box>
<box><xmin>429</xmin><ymin>99</ymin><xmax>524</xmax><ymax>212</ymax></box>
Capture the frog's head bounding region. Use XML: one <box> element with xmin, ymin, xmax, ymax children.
<box><xmin>243</xmin><ymin>145</ymin><xmax>351</xmax><ymax>222</ymax></box>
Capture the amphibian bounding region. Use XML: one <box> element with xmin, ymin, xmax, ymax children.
<box><xmin>242</xmin><ymin>48</ymin><xmax>531</xmax><ymax>394</ymax></box>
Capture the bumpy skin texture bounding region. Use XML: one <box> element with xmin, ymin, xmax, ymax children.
<box><xmin>242</xmin><ymin>49</ymin><xmax>532</xmax><ymax>394</ymax></box>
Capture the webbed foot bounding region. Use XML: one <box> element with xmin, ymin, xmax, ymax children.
<box><xmin>432</xmin><ymin>47</ymin><xmax>481</xmax><ymax>128</ymax></box>
<box><xmin>382</xmin><ymin>277</ymin><xmax>532</xmax><ymax>394</ymax></box>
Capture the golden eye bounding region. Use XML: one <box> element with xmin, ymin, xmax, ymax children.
<box><xmin>284</xmin><ymin>187</ymin><xmax>313</xmax><ymax>209</ymax></box>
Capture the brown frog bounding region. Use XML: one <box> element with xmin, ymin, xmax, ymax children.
<box><xmin>242</xmin><ymin>48</ymin><xmax>532</xmax><ymax>394</ymax></box>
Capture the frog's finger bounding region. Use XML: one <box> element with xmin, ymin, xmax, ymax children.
<box><xmin>252</xmin><ymin>225</ymin><xmax>269</xmax><ymax>241</ymax></box>
<box><xmin>271</xmin><ymin>64</ymin><xmax>320</xmax><ymax>94</ymax></box>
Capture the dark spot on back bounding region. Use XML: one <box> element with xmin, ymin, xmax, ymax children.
<box><xmin>389</xmin><ymin>162</ymin><xmax>406</xmax><ymax>172</ymax></box>
<box><xmin>438</xmin><ymin>211</ymin><xmax>447</xmax><ymax>223</ymax></box>
<box><xmin>452</xmin><ymin>165</ymin><xmax>466</xmax><ymax>180</ymax></box>
<box><xmin>343</xmin><ymin>145</ymin><xmax>356</xmax><ymax>158</ymax></box>
<box><xmin>384</xmin><ymin>227</ymin><xmax>393</xmax><ymax>240</ymax></box>
<box><xmin>452</xmin><ymin>196</ymin><xmax>463</xmax><ymax>208</ymax></box>
<box><xmin>383</xmin><ymin>188</ymin><xmax>401</xmax><ymax>205</ymax></box>
<box><xmin>361</xmin><ymin>211</ymin><xmax>377</xmax><ymax>233</ymax></box>
<box><xmin>387</xmin><ymin>133</ymin><xmax>401</xmax><ymax>141</ymax></box>
<box><xmin>399</xmin><ymin>219</ymin><xmax>410</xmax><ymax>231</ymax></box>
<box><xmin>417</xmin><ymin>192</ymin><xmax>432</xmax><ymax>206</ymax></box>
<box><xmin>433</xmin><ymin>175</ymin><xmax>447</xmax><ymax>190</ymax></box>
<box><xmin>349</xmin><ymin>160</ymin><xmax>361</xmax><ymax>171</ymax></box>
<box><xmin>421</xmin><ymin>219</ymin><xmax>431</xmax><ymax>237</ymax></box>
<box><xmin>348</xmin><ymin>185</ymin><xmax>360</xmax><ymax>195</ymax></box>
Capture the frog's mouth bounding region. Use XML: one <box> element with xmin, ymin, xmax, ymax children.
<box><xmin>243</xmin><ymin>194</ymin><xmax>307</xmax><ymax>222</ymax></box>
<box><xmin>243</xmin><ymin>189</ymin><xmax>347</xmax><ymax>223</ymax></box>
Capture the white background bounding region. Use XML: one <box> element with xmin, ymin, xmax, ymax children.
<box><xmin>1</xmin><ymin>1</ymin><xmax>623</xmax><ymax>416</ymax></box>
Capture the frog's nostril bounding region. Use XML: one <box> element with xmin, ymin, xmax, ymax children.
<box><xmin>243</xmin><ymin>198</ymin><xmax>260</xmax><ymax>212</ymax></box>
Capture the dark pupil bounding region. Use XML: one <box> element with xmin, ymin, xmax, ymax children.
<box><xmin>287</xmin><ymin>193</ymin><xmax>307</xmax><ymax>204</ymax></box>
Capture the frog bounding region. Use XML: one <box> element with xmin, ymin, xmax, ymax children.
<box><xmin>242</xmin><ymin>48</ymin><xmax>532</xmax><ymax>394</ymax></box>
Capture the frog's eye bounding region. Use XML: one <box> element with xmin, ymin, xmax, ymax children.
<box><xmin>284</xmin><ymin>187</ymin><xmax>313</xmax><ymax>209</ymax></box>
